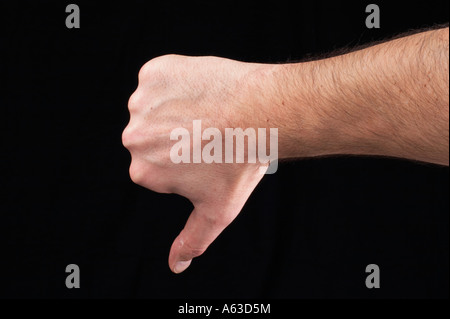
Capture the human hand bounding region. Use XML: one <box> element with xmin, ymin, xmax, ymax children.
<box><xmin>122</xmin><ymin>55</ymin><xmax>278</xmax><ymax>273</ymax></box>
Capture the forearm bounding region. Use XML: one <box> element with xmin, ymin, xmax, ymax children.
<box><xmin>270</xmin><ymin>27</ymin><xmax>449</xmax><ymax>165</ymax></box>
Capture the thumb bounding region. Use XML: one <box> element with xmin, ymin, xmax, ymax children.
<box><xmin>168</xmin><ymin>203</ymin><xmax>236</xmax><ymax>274</ymax></box>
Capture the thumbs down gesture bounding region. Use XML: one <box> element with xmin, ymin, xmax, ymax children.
<box><xmin>122</xmin><ymin>55</ymin><xmax>279</xmax><ymax>273</ymax></box>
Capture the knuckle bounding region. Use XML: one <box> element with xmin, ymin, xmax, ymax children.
<box><xmin>198</xmin><ymin>210</ymin><xmax>230</xmax><ymax>229</ymax></box>
<box><xmin>138</xmin><ymin>54</ymin><xmax>184</xmax><ymax>82</ymax></box>
<box><xmin>127</xmin><ymin>92</ymin><xmax>143</xmax><ymax>110</ymax></box>
<box><xmin>121</xmin><ymin>126</ymin><xmax>135</xmax><ymax>148</ymax></box>
<box><xmin>138</xmin><ymin>57</ymin><xmax>164</xmax><ymax>81</ymax></box>
<box><xmin>203</xmin><ymin>214</ymin><xmax>222</xmax><ymax>228</ymax></box>
<box><xmin>129</xmin><ymin>162</ymin><xmax>172</xmax><ymax>193</ymax></box>
<box><xmin>138</xmin><ymin>61</ymin><xmax>154</xmax><ymax>81</ymax></box>
<box><xmin>183</xmin><ymin>241</ymin><xmax>207</xmax><ymax>258</ymax></box>
<box><xmin>129</xmin><ymin>161</ymin><xmax>146</xmax><ymax>185</ymax></box>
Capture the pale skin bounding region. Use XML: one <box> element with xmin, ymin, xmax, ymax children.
<box><xmin>122</xmin><ymin>27</ymin><xmax>449</xmax><ymax>274</ymax></box>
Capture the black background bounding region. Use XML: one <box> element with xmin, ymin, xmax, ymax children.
<box><xmin>1</xmin><ymin>0</ymin><xmax>448</xmax><ymax>299</ymax></box>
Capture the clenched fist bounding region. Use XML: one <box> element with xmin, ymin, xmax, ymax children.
<box><xmin>122</xmin><ymin>55</ymin><xmax>280</xmax><ymax>273</ymax></box>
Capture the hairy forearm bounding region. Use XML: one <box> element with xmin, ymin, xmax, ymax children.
<box><xmin>270</xmin><ymin>27</ymin><xmax>449</xmax><ymax>165</ymax></box>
